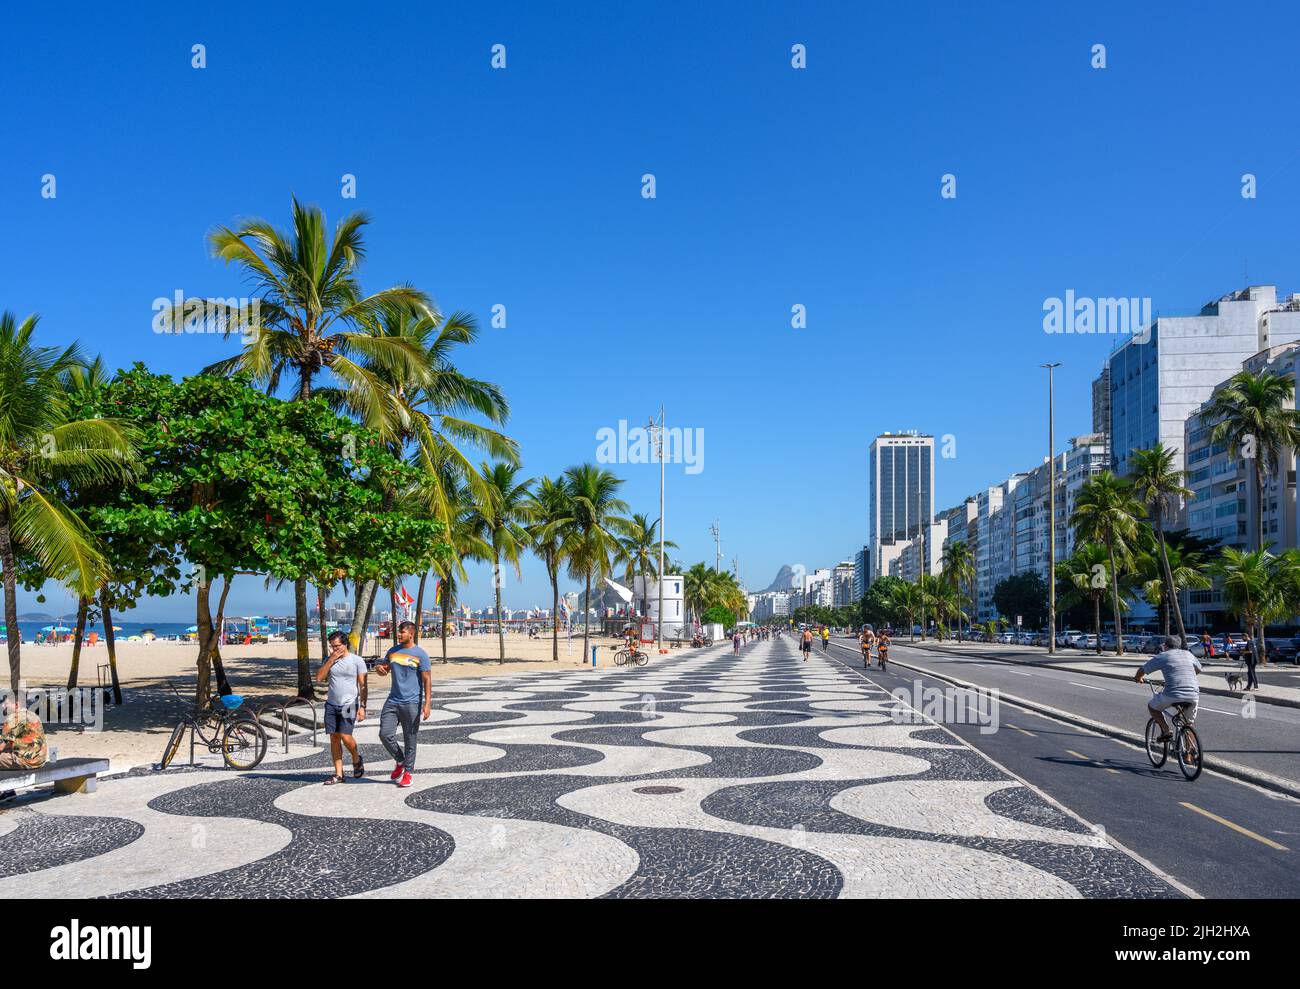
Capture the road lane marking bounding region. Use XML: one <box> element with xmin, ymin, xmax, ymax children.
<box><xmin>1198</xmin><ymin>706</ymin><xmax>1238</xmax><ymax>717</ymax></box>
<box><xmin>1179</xmin><ymin>802</ymin><xmax>1289</xmax><ymax>851</ymax></box>
<box><xmin>1069</xmin><ymin>681</ymin><xmax>1107</xmax><ymax>691</ymax></box>
<box><xmin>1066</xmin><ymin>748</ymin><xmax>1120</xmax><ymax>774</ymax></box>
<box><xmin>1008</xmin><ymin>671</ymin><xmax>1035</xmax><ymax>677</ymax></box>
<box><xmin>1006</xmin><ymin>723</ymin><xmax>1036</xmax><ymax>737</ymax></box>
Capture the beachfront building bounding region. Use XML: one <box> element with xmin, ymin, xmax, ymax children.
<box><xmin>868</xmin><ymin>432</ymin><xmax>935</xmax><ymax>581</ymax></box>
<box><xmin>1108</xmin><ymin>285</ymin><xmax>1300</xmax><ymax>480</ymax></box>
<box><xmin>853</xmin><ymin>546</ymin><xmax>870</xmax><ymax>598</ymax></box>
<box><xmin>832</xmin><ymin>562</ymin><xmax>856</xmax><ymax>607</ymax></box>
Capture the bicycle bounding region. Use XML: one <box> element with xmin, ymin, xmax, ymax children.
<box><xmin>614</xmin><ymin>646</ymin><xmax>649</xmax><ymax>667</ymax></box>
<box><xmin>158</xmin><ymin>681</ymin><xmax>269</xmax><ymax>770</ymax></box>
<box><xmin>1144</xmin><ymin>682</ymin><xmax>1203</xmax><ymax>781</ymax></box>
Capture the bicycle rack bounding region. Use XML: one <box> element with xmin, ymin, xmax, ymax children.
<box><xmin>282</xmin><ymin>697</ymin><xmax>318</xmax><ymax>749</ymax></box>
<box><xmin>254</xmin><ymin>697</ymin><xmax>318</xmax><ymax>754</ymax></box>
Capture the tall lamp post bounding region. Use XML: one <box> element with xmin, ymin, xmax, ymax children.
<box><xmin>1041</xmin><ymin>362</ymin><xmax>1061</xmax><ymax>655</ymax></box>
<box><xmin>652</xmin><ymin>405</ymin><xmax>665</xmax><ymax>653</ymax></box>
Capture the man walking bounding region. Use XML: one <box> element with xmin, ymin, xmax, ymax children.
<box><xmin>372</xmin><ymin>620</ymin><xmax>431</xmax><ymax>788</ymax></box>
<box><xmin>315</xmin><ymin>630</ymin><xmax>368</xmax><ymax>785</ymax></box>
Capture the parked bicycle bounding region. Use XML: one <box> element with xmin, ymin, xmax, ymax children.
<box><xmin>158</xmin><ymin>681</ymin><xmax>269</xmax><ymax>770</ymax></box>
<box><xmin>1144</xmin><ymin>681</ymin><xmax>1203</xmax><ymax>781</ymax></box>
<box><xmin>614</xmin><ymin>646</ymin><xmax>649</xmax><ymax>667</ymax></box>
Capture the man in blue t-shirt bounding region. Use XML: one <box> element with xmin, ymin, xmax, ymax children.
<box><xmin>373</xmin><ymin>621</ymin><xmax>431</xmax><ymax>788</ymax></box>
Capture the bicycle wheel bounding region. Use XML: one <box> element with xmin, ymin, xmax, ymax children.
<box><xmin>158</xmin><ymin>721</ymin><xmax>187</xmax><ymax>769</ymax></box>
<box><xmin>1145</xmin><ymin>718</ymin><xmax>1168</xmax><ymax>768</ymax></box>
<box><xmin>1177</xmin><ymin>727</ymin><xmax>1203</xmax><ymax>781</ymax></box>
<box><xmin>222</xmin><ymin>716</ymin><xmax>267</xmax><ymax>770</ymax></box>
<box><xmin>613</xmin><ymin>649</ymin><xmax>627</xmax><ymax>667</ymax></box>
<box><xmin>634</xmin><ymin>650</ymin><xmax>649</xmax><ymax>667</ymax></box>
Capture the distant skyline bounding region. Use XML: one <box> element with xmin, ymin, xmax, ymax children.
<box><xmin>3</xmin><ymin>1</ymin><xmax>1298</xmax><ymax>619</ymax></box>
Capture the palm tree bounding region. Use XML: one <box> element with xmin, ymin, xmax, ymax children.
<box><xmin>1056</xmin><ymin>544</ymin><xmax>1112</xmax><ymax>655</ymax></box>
<box><xmin>886</xmin><ymin>581</ymin><xmax>922</xmax><ymax>639</ymax></box>
<box><xmin>1129</xmin><ymin>443</ymin><xmax>1195</xmax><ymax>647</ymax></box>
<box><xmin>0</xmin><ymin>313</ymin><xmax>134</xmax><ymax>691</ymax></box>
<box><xmin>1136</xmin><ymin>541</ymin><xmax>1210</xmax><ymax>639</ymax></box>
<box><xmin>1070</xmin><ymin>473</ymin><xmax>1143</xmax><ymax>654</ymax></box>
<box><xmin>683</xmin><ymin>562</ymin><xmax>715</xmax><ymax>625</ymax></box>
<box><xmin>1204</xmin><ymin>370</ymin><xmax>1300</xmax><ymax>551</ymax></box>
<box><xmin>561</xmin><ymin>464</ymin><xmax>630</xmax><ymax>663</ymax></box>
<box><xmin>433</xmin><ymin>483</ymin><xmax>491</xmax><ymax>663</ymax></box>
<box><xmin>527</xmin><ymin>476</ymin><xmax>573</xmax><ymax>662</ymax></box>
<box><xmin>469</xmin><ymin>462</ymin><xmax>534</xmax><ymax>663</ymax></box>
<box><xmin>618</xmin><ymin>513</ymin><xmax>678</xmax><ymax>622</ymax></box>
<box><xmin>1211</xmin><ymin>547</ymin><xmax>1280</xmax><ymax>663</ymax></box>
<box><xmin>940</xmin><ymin>540</ymin><xmax>975</xmax><ymax>641</ymax></box>
<box><xmin>201</xmin><ymin>198</ymin><xmax>434</xmax><ymax>693</ymax></box>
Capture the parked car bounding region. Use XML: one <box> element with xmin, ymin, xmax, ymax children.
<box><xmin>1077</xmin><ymin>634</ymin><xmax>1099</xmax><ymax>650</ymax></box>
<box><xmin>1187</xmin><ymin>639</ymin><xmax>1208</xmax><ymax>658</ymax></box>
<box><xmin>1099</xmin><ymin>633</ymin><xmax>1116</xmax><ymax>649</ymax></box>
<box><xmin>1057</xmin><ymin>629</ymin><xmax>1084</xmax><ymax>647</ymax></box>
<box><xmin>1122</xmin><ymin>634</ymin><xmax>1146</xmax><ymax>652</ymax></box>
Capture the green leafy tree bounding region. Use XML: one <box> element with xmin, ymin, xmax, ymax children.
<box><xmin>527</xmin><ymin>476</ymin><xmax>573</xmax><ymax>662</ymax></box>
<box><xmin>1070</xmin><ymin>472</ymin><xmax>1143</xmax><ymax>655</ymax></box>
<box><xmin>940</xmin><ymin>540</ymin><xmax>976</xmax><ymax>640</ymax></box>
<box><xmin>1129</xmin><ymin>443</ymin><xmax>1195</xmax><ymax>646</ymax></box>
<box><xmin>1056</xmin><ymin>544</ymin><xmax>1112</xmax><ymax>654</ymax></box>
<box><xmin>468</xmin><ymin>462</ymin><xmax>534</xmax><ymax>663</ymax></box>
<box><xmin>992</xmin><ymin>572</ymin><xmax>1048</xmax><ymax>630</ymax></box>
<box><xmin>561</xmin><ymin>465</ymin><xmax>630</xmax><ymax>662</ymax></box>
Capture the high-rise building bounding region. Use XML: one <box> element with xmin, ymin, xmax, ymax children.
<box><xmin>832</xmin><ymin>562</ymin><xmax>856</xmax><ymax>608</ymax></box>
<box><xmin>1108</xmin><ymin>285</ymin><xmax>1300</xmax><ymax>479</ymax></box>
<box><xmin>869</xmin><ymin>432</ymin><xmax>935</xmax><ymax>581</ymax></box>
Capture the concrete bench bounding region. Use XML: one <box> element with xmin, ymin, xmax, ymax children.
<box><xmin>0</xmin><ymin>757</ymin><xmax>110</xmax><ymax>795</ymax></box>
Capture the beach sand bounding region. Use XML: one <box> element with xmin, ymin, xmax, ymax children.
<box><xmin>11</xmin><ymin>630</ymin><xmax>686</xmax><ymax>773</ymax></box>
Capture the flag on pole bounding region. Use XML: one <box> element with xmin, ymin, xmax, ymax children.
<box><xmin>397</xmin><ymin>586</ymin><xmax>414</xmax><ymax>607</ymax></box>
<box><xmin>434</xmin><ymin>579</ymin><xmax>444</xmax><ymax>605</ymax></box>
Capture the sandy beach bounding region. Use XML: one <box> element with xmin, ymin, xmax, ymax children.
<box><xmin>12</xmin><ymin>631</ymin><xmax>688</xmax><ymax>773</ymax></box>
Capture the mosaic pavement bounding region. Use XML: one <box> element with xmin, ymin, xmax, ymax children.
<box><xmin>0</xmin><ymin>637</ymin><xmax>1182</xmax><ymax>898</ymax></box>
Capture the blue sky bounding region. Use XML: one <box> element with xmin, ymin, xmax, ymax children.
<box><xmin>2</xmin><ymin>1</ymin><xmax>1298</xmax><ymax>619</ymax></box>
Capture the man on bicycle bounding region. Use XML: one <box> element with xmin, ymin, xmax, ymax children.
<box><xmin>1135</xmin><ymin>635</ymin><xmax>1202</xmax><ymax>742</ymax></box>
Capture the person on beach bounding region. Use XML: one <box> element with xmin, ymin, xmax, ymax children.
<box><xmin>372</xmin><ymin>621</ymin><xmax>431</xmax><ymax>788</ymax></box>
<box><xmin>801</xmin><ymin>627</ymin><xmax>813</xmax><ymax>661</ymax></box>
<box><xmin>315</xmin><ymin>630</ymin><xmax>368</xmax><ymax>785</ymax></box>
<box><xmin>877</xmin><ymin>629</ymin><xmax>891</xmax><ymax>672</ymax></box>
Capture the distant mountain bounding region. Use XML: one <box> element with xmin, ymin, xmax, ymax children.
<box><xmin>760</xmin><ymin>565</ymin><xmax>803</xmax><ymax>593</ymax></box>
<box><xmin>17</xmin><ymin>612</ymin><xmax>56</xmax><ymax>622</ymax></box>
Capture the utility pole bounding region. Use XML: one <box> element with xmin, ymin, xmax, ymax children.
<box><xmin>1042</xmin><ymin>363</ymin><xmax>1061</xmax><ymax>655</ymax></box>
<box><xmin>917</xmin><ymin>486</ymin><xmax>926</xmax><ymax>641</ymax></box>
<box><xmin>710</xmin><ymin>520</ymin><xmax>721</xmax><ymax>573</ymax></box>
<box><xmin>657</xmin><ymin>405</ymin><xmax>666</xmax><ymax>653</ymax></box>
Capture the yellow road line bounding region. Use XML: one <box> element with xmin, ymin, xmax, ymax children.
<box><xmin>1006</xmin><ymin>723</ymin><xmax>1036</xmax><ymax>737</ymax></box>
<box><xmin>1180</xmin><ymin>802</ymin><xmax>1289</xmax><ymax>851</ymax></box>
<box><xmin>1067</xmin><ymin>749</ymin><xmax>1120</xmax><ymax>774</ymax></box>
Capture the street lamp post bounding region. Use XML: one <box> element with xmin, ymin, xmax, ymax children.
<box><xmin>656</xmin><ymin>405</ymin><xmax>665</xmax><ymax>653</ymax></box>
<box><xmin>1041</xmin><ymin>362</ymin><xmax>1061</xmax><ymax>655</ymax></box>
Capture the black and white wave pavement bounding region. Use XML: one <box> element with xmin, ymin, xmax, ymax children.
<box><xmin>0</xmin><ymin>638</ymin><xmax>1182</xmax><ymax>898</ymax></box>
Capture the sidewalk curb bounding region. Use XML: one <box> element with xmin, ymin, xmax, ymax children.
<box><xmin>882</xmin><ymin>653</ymin><xmax>1300</xmax><ymax>802</ymax></box>
<box><xmin>898</xmin><ymin>640</ymin><xmax>1300</xmax><ymax>711</ymax></box>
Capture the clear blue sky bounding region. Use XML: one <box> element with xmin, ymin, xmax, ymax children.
<box><xmin>2</xmin><ymin>1</ymin><xmax>1298</xmax><ymax>619</ymax></box>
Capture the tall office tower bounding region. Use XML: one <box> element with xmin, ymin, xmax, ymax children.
<box><xmin>868</xmin><ymin>432</ymin><xmax>935</xmax><ymax>581</ymax></box>
<box><xmin>1091</xmin><ymin>365</ymin><xmax>1111</xmax><ymax>466</ymax></box>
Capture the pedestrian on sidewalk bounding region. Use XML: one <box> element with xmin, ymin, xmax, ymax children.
<box><xmin>1244</xmin><ymin>637</ymin><xmax>1260</xmax><ymax>692</ymax></box>
<box><xmin>372</xmin><ymin>621</ymin><xmax>431</xmax><ymax>788</ymax></box>
<box><xmin>315</xmin><ymin>630</ymin><xmax>368</xmax><ymax>785</ymax></box>
<box><xmin>801</xmin><ymin>627</ymin><xmax>813</xmax><ymax>661</ymax></box>
<box><xmin>821</xmin><ymin>626</ymin><xmax>830</xmax><ymax>652</ymax></box>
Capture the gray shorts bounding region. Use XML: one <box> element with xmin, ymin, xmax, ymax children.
<box><xmin>1149</xmin><ymin>691</ymin><xmax>1197</xmax><ymax>723</ymax></box>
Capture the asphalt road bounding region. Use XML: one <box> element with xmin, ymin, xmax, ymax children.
<box><xmin>821</xmin><ymin>638</ymin><xmax>1300</xmax><ymax>898</ymax></box>
<box><xmin>830</xmin><ymin>638</ymin><xmax>1300</xmax><ymax>786</ymax></box>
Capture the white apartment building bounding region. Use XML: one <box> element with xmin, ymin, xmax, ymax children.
<box><xmin>869</xmin><ymin>433</ymin><xmax>935</xmax><ymax>581</ymax></box>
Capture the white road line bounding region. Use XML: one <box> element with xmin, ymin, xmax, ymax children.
<box><xmin>1069</xmin><ymin>681</ymin><xmax>1107</xmax><ymax>691</ymax></box>
<box><xmin>1199</xmin><ymin>706</ymin><xmax>1238</xmax><ymax>717</ymax></box>
<box><xmin>1008</xmin><ymin>671</ymin><xmax>1035</xmax><ymax>677</ymax></box>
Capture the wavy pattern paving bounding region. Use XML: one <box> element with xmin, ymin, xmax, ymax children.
<box><xmin>0</xmin><ymin>637</ymin><xmax>1182</xmax><ymax>898</ymax></box>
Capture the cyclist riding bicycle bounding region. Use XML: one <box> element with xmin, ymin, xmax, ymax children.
<box><xmin>1134</xmin><ymin>635</ymin><xmax>1202</xmax><ymax>742</ymax></box>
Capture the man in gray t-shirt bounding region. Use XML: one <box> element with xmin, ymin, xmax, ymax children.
<box><xmin>315</xmin><ymin>631</ymin><xmax>369</xmax><ymax>784</ymax></box>
<box><xmin>1135</xmin><ymin>636</ymin><xmax>1203</xmax><ymax>740</ymax></box>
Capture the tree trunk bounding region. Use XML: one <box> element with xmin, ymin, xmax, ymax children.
<box><xmin>1105</xmin><ymin>537</ymin><xmax>1124</xmax><ymax>655</ymax></box>
<box><xmin>581</xmin><ymin>570</ymin><xmax>592</xmax><ymax>663</ymax></box>
<box><xmin>441</xmin><ymin>575</ymin><xmax>452</xmax><ymax>663</ymax></box>
<box><xmin>67</xmin><ymin>595</ymin><xmax>89</xmax><ymax>690</ymax></box>
<box><xmin>210</xmin><ymin>578</ymin><xmax>233</xmax><ymax>697</ymax></box>
<box><xmin>1154</xmin><ymin>515</ymin><xmax>1187</xmax><ymax>648</ymax></box>
<box><xmin>318</xmin><ymin>584</ymin><xmax>329</xmax><ymax>660</ymax></box>
<box><xmin>350</xmin><ymin>579</ymin><xmax>378</xmax><ymax>655</ymax></box>
<box><xmin>100</xmin><ymin>588</ymin><xmax>123</xmax><ymax>705</ymax></box>
<box><xmin>390</xmin><ymin>583</ymin><xmax>399</xmax><ymax>646</ymax></box>
<box><xmin>550</xmin><ymin>563</ymin><xmax>560</xmax><ymax>662</ymax></box>
<box><xmin>0</xmin><ymin>518</ymin><xmax>22</xmax><ymax>693</ymax></box>
<box><xmin>1093</xmin><ymin>594</ymin><xmax>1103</xmax><ymax>655</ymax></box>
<box><xmin>196</xmin><ymin>580</ymin><xmax>214</xmax><ymax>706</ymax></box>
<box><xmin>1255</xmin><ymin>458</ymin><xmax>1266</xmax><ymax>551</ymax></box>
<box><xmin>493</xmin><ymin>548</ymin><xmax>505</xmax><ymax>664</ymax></box>
<box><xmin>415</xmin><ymin>571</ymin><xmax>428</xmax><ymax>643</ymax></box>
<box><xmin>293</xmin><ymin>577</ymin><xmax>311</xmax><ymax>698</ymax></box>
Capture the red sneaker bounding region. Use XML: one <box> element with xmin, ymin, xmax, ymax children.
<box><xmin>389</xmin><ymin>764</ymin><xmax>405</xmax><ymax>781</ymax></box>
<box><xmin>397</xmin><ymin>770</ymin><xmax>413</xmax><ymax>788</ymax></box>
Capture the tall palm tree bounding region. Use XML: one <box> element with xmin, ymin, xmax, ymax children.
<box><xmin>1070</xmin><ymin>472</ymin><xmax>1143</xmax><ymax>654</ymax></box>
<box><xmin>527</xmin><ymin>476</ymin><xmax>573</xmax><ymax>662</ymax></box>
<box><xmin>1129</xmin><ymin>443</ymin><xmax>1195</xmax><ymax>646</ymax></box>
<box><xmin>201</xmin><ymin>198</ymin><xmax>434</xmax><ymax>693</ymax></box>
<box><xmin>618</xmin><ymin>513</ymin><xmax>677</xmax><ymax>621</ymax></box>
<box><xmin>433</xmin><ymin>484</ymin><xmax>491</xmax><ymax>663</ymax></box>
<box><xmin>683</xmin><ymin>562</ymin><xmax>715</xmax><ymax>625</ymax></box>
<box><xmin>1136</xmin><ymin>541</ymin><xmax>1210</xmax><ymax>639</ymax></box>
<box><xmin>1204</xmin><ymin>370</ymin><xmax>1300</xmax><ymax>552</ymax></box>
<box><xmin>0</xmin><ymin>313</ymin><xmax>134</xmax><ymax>690</ymax></box>
<box><xmin>940</xmin><ymin>540</ymin><xmax>976</xmax><ymax>641</ymax></box>
<box><xmin>561</xmin><ymin>465</ymin><xmax>630</xmax><ymax>663</ymax></box>
<box><xmin>469</xmin><ymin>462</ymin><xmax>534</xmax><ymax>663</ymax></box>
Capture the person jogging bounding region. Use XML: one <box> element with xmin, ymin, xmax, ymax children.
<box><xmin>876</xmin><ymin>629</ymin><xmax>891</xmax><ymax>672</ymax></box>
<box><xmin>372</xmin><ymin>621</ymin><xmax>431</xmax><ymax>788</ymax></box>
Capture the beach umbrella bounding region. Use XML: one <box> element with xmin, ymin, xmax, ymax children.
<box><xmin>41</xmin><ymin>625</ymin><xmax>72</xmax><ymax>633</ymax></box>
<box><xmin>185</xmin><ymin>625</ymin><xmax>198</xmax><ymax>633</ymax></box>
